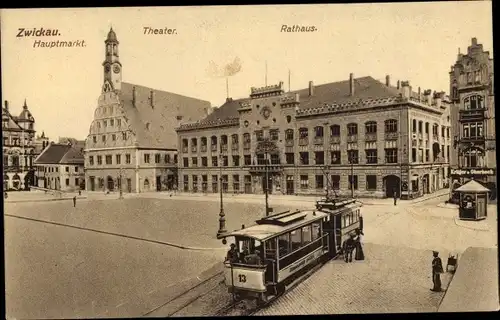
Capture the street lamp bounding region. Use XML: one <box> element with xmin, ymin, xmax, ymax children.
<box><xmin>217</xmin><ymin>150</ymin><xmax>227</xmax><ymax>238</ymax></box>
<box><xmin>118</xmin><ymin>166</ymin><xmax>125</xmax><ymax>199</ymax></box>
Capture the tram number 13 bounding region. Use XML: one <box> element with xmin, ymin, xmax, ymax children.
<box><xmin>238</xmin><ymin>274</ymin><xmax>247</xmax><ymax>283</ymax></box>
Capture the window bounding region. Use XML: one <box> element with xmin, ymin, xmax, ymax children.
<box><xmin>89</xmin><ymin>156</ymin><xmax>94</xmax><ymax>165</ymax></box>
<box><xmin>255</xmin><ymin>130</ymin><xmax>264</xmax><ymax>141</ymax></box>
<box><xmin>285</xmin><ymin>129</ymin><xmax>294</xmax><ymax>140</ymax></box>
<box><xmin>243</xmin><ymin>133</ymin><xmax>250</xmax><ymax>143</ymax></box>
<box><xmin>311</xmin><ymin>222</ymin><xmax>321</xmax><ymax>241</ymax></box>
<box><xmin>412</xmin><ymin>119</ymin><xmax>417</xmax><ymax>133</ymax></box>
<box><xmin>93</xmin><ymin>136</ymin><xmax>97</xmax><ymax>143</ymax></box>
<box><xmin>299</xmin><ymin>152</ymin><xmax>309</xmax><ymax>165</ymax></box>
<box><xmin>315</xmin><ymin>175</ymin><xmax>324</xmax><ymax>189</ymax></box>
<box><xmin>144</xmin><ymin>154</ymin><xmax>150</xmax><ymax>163</ymax></box>
<box><xmin>366</xmin><ymin>175</ymin><xmax>377</xmax><ymax>190</ymax></box>
<box><xmin>464</xmin><ymin>95</ymin><xmax>484</xmax><ymax>110</ymax></box>
<box><xmin>347</xmin><ymin>150</ymin><xmax>358</xmax><ymax>164</ymax></box>
<box><xmin>212</xmin><ymin>156</ymin><xmax>218</xmax><ymax>167</ymax></box>
<box><xmin>285</xmin><ymin>153</ymin><xmax>295</xmax><ymax>165</ymax></box>
<box><xmin>270</xmin><ymin>129</ymin><xmax>279</xmax><ymax>141</ymax></box>
<box><xmin>122</xmin><ymin>132</ymin><xmax>127</xmax><ymax>140</ymax></box>
<box><xmin>348</xmin><ymin>175</ymin><xmax>358</xmax><ymax>190</ymax></box>
<box><xmin>103</xmin><ymin>120</ymin><xmax>107</xmax><ymax>127</ymax></box>
<box><xmin>232</xmin><ymin>155</ymin><xmax>240</xmax><ymax>166</ymax></box>
<box><xmin>385</xmin><ymin>148</ymin><xmax>398</xmax><ymax>163</ymax></box>
<box><xmin>116</xmin><ymin>154</ymin><xmax>121</xmax><ymax>164</ymax></box>
<box><xmin>66</xmin><ymin>178</ymin><xmax>69</xmax><ymax>186</ymax></box>
<box><xmin>192</xmin><ymin>175</ymin><xmax>198</xmax><ymax>192</ymax></box>
<box><xmin>331</xmin><ymin>175</ymin><xmax>340</xmax><ymax>190</ymax></box>
<box><xmin>244</xmin><ymin>155</ymin><xmax>251</xmax><ymax>165</ymax></box>
<box><xmin>221</xmin><ymin>175</ymin><xmax>228</xmax><ymax>193</ymax></box>
<box><xmin>183</xmin><ymin>175</ymin><xmax>189</xmax><ymax>192</ymax></box>
<box><xmin>302</xmin><ymin>225</ymin><xmax>312</xmax><ymax>244</ymax></box>
<box><xmin>385</xmin><ymin>119</ymin><xmax>398</xmax><ymax>133</ymax></box>
<box><xmin>290</xmin><ymin>229</ymin><xmax>302</xmax><ymax>251</ymax></box>
<box><xmin>222</xmin><ymin>156</ymin><xmax>228</xmax><ymax>166</ymax></box>
<box><xmin>233</xmin><ymin>175</ymin><xmax>240</xmax><ymax>192</ymax></box>
<box><xmin>365</xmin><ymin>121</ymin><xmax>377</xmax><ymax>134</ymax></box>
<box><xmin>299</xmin><ymin>128</ymin><xmax>308</xmax><ymax>138</ymax></box>
<box><xmin>105</xmin><ymin>155</ymin><xmax>112</xmax><ymax>165</ymax></box>
<box><xmin>425</xmin><ymin>150</ymin><xmax>429</xmax><ymax>162</ymax></box>
<box><xmin>65</xmin><ymin>166</ymin><xmax>69</xmax><ymax>172</ymax></box>
<box><xmin>331</xmin><ymin>151</ymin><xmax>341</xmax><ymax>164</ymax></box>
<box><xmin>347</xmin><ymin>123</ymin><xmax>358</xmax><ymax>136</ymax></box>
<box><xmin>117</xmin><ymin>119</ymin><xmax>121</xmax><ymax>126</ymax></box>
<box><xmin>418</xmin><ymin>121</ymin><xmax>423</xmax><ymax>133</ymax></box>
<box><xmin>330</xmin><ymin>125</ymin><xmax>340</xmax><ymax>136</ymax></box>
<box><xmin>102</xmin><ymin>135</ymin><xmax>106</xmax><ymax>142</ymax></box>
<box><xmin>165</xmin><ymin>154</ymin><xmax>171</xmax><ymax>163</ymax></box>
<box><xmin>412</xmin><ymin>148</ymin><xmax>417</xmax><ymax>163</ymax></box>
<box><xmin>278</xmin><ymin>233</ymin><xmax>290</xmax><ymax>256</ymax></box>
<box><xmin>201</xmin><ymin>157</ymin><xmax>208</xmax><ymax>167</ymax></box>
<box><xmin>270</xmin><ymin>154</ymin><xmax>280</xmax><ymax>165</ymax></box>
<box><xmin>125</xmin><ymin>154</ymin><xmax>131</xmax><ymax>164</ymax></box>
<box><xmin>183</xmin><ymin>157</ymin><xmax>189</xmax><ymax>167</ymax></box>
<box><xmin>75</xmin><ymin>178</ymin><xmax>79</xmax><ymax>186</ymax></box>
<box><xmin>300</xmin><ymin>175</ymin><xmax>309</xmax><ymax>189</ymax></box>
<box><xmin>212</xmin><ymin>175</ymin><xmax>218</xmax><ymax>193</ymax></box>
<box><xmin>155</xmin><ymin>154</ymin><xmax>161</xmax><ymax>164</ymax></box>
<box><xmin>365</xmin><ymin>149</ymin><xmax>378</xmax><ymax>164</ymax></box>
<box><xmin>314</xmin><ymin>126</ymin><xmax>324</xmax><ymax>137</ymax></box>
<box><xmin>315</xmin><ymin>151</ymin><xmax>324</xmax><ymax>165</ymax></box>
<box><xmin>192</xmin><ymin>157</ymin><xmax>198</xmax><ymax>167</ymax></box>
<box><xmin>111</xmin><ymin>134</ymin><xmax>116</xmax><ymax>141</ymax></box>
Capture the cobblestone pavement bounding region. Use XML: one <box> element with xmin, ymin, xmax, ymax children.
<box><xmin>255</xmin><ymin>243</ymin><xmax>453</xmax><ymax>315</ymax></box>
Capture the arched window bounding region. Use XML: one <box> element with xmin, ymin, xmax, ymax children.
<box><xmin>221</xmin><ymin>135</ymin><xmax>228</xmax><ymax>145</ymax></box>
<box><xmin>347</xmin><ymin>123</ymin><xmax>358</xmax><ymax>136</ymax></box>
<box><xmin>365</xmin><ymin>121</ymin><xmax>377</xmax><ymax>134</ymax></box>
<box><xmin>182</xmin><ymin>139</ymin><xmax>188</xmax><ymax>148</ymax></box>
<box><xmin>330</xmin><ymin>125</ymin><xmax>340</xmax><ymax>137</ymax></box>
<box><xmin>190</xmin><ymin>137</ymin><xmax>197</xmax><ymax>146</ymax></box>
<box><xmin>463</xmin><ymin>147</ymin><xmax>485</xmax><ymax>168</ymax></box>
<box><xmin>314</xmin><ymin>126</ymin><xmax>324</xmax><ymax>138</ymax></box>
<box><xmin>231</xmin><ymin>134</ymin><xmax>239</xmax><ymax>144</ymax></box>
<box><xmin>298</xmin><ymin>127</ymin><xmax>309</xmax><ymax>139</ymax></box>
<box><xmin>385</xmin><ymin>119</ymin><xmax>398</xmax><ymax>133</ymax></box>
<box><xmin>412</xmin><ymin>119</ymin><xmax>417</xmax><ymax>133</ymax></box>
<box><xmin>211</xmin><ymin>135</ymin><xmax>218</xmax><ymax>145</ymax></box>
<box><xmin>243</xmin><ymin>133</ymin><xmax>250</xmax><ymax>143</ymax></box>
<box><xmin>285</xmin><ymin>129</ymin><xmax>294</xmax><ymax>140</ymax></box>
<box><xmin>464</xmin><ymin>95</ymin><xmax>484</xmax><ymax>110</ymax></box>
<box><xmin>200</xmin><ymin>136</ymin><xmax>207</xmax><ymax>146</ymax></box>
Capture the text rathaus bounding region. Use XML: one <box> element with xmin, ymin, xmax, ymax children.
<box><xmin>176</xmin><ymin>75</ymin><xmax>452</xmax><ymax>200</ymax></box>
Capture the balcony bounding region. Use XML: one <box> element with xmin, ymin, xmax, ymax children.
<box><xmin>298</xmin><ymin>138</ymin><xmax>309</xmax><ymax>146</ymax></box>
<box><xmin>347</xmin><ymin>135</ymin><xmax>358</xmax><ymax>142</ymax></box>
<box><xmin>248</xmin><ymin>164</ymin><xmax>283</xmax><ymax>174</ymax></box>
<box><xmin>329</xmin><ymin>136</ymin><xmax>340</xmax><ymax>144</ymax></box>
<box><xmin>231</xmin><ymin>143</ymin><xmax>239</xmax><ymax>151</ymax></box>
<box><xmin>365</xmin><ymin>133</ymin><xmax>377</xmax><ymax>142</ymax></box>
<box><xmin>459</xmin><ymin>108</ymin><xmax>486</xmax><ymax>121</ymax></box>
<box><xmin>285</xmin><ymin>139</ymin><xmax>294</xmax><ymax>147</ymax></box>
<box><xmin>200</xmin><ymin>145</ymin><xmax>207</xmax><ymax>153</ymax></box>
<box><xmin>313</xmin><ymin>137</ymin><xmax>324</xmax><ymax>145</ymax></box>
<box><xmin>461</xmin><ymin>135</ymin><xmax>485</xmax><ymax>143</ymax></box>
<box><xmin>3</xmin><ymin>165</ymin><xmax>25</xmax><ymax>173</ymax></box>
<box><xmin>384</xmin><ymin>132</ymin><xmax>398</xmax><ymax>140</ymax></box>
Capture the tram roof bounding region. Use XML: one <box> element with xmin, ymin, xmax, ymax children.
<box><xmin>225</xmin><ymin>210</ymin><xmax>328</xmax><ymax>241</ymax></box>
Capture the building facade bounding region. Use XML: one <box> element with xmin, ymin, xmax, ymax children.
<box><xmin>84</xmin><ymin>28</ymin><xmax>211</xmax><ymax>193</ymax></box>
<box><xmin>449</xmin><ymin>37</ymin><xmax>496</xmax><ymax>201</ymax></box>
<box><xmin>2</xmin><ymin>99</ymin><xmax>37</xmax><ymax>191</ymax></box>
<box><xmin>34</xmin><ymin>141</ymin><xmax>85</xmax><ymax>191</ymax></box>
<box><xmin>176</xmin><ymin>75</ymin><xmax>452</xmax><ymax>199</ymax></box>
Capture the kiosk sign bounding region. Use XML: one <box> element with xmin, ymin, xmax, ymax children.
<box><xmin>451</xmin><ymin>168</ymin><xmax>496</xmax><ymax>177</ymax></box>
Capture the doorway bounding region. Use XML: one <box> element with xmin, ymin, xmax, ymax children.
<box><xmin>286</xmin><ymin>175</ymin><xmax>294</xmax><ymax>195</ymax></box>
<box><xmin>156</xmin><ymin>176</ymin><xmax>161</xmax><ymax>191</ymax></box>
<box><xmin>107</xmin><ymin>176</ymin><xmax>114</xmax><ymax>191</ymax></box>
<box><xmin>384</xmin><ymin>175</ymin><xmax>401</xmax><ymax>198</ymax></box>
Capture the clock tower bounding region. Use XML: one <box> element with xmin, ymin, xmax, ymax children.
<box><xmin>102</xmin><ymin>27</ymin><xmax>122</xmax><ymax>92</ymax></box>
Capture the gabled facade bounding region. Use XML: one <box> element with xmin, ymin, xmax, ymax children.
<box><xmin>84</xmin><ymin>28</ymin><xmax>212</xmax><ymax>193</ymax></box>
<box><xmin>176</xmin><ymin>74</ymin><xmax>452</xmax><ymax>199</ymax></box>
<box><xmin>449</xmin><ymin>37</ymin><xmax>496</xmax><ymax>201</ymax></box>
<box><xmin>2</xmin><ymin>99</ymin><xmax>37</xmax><ymax>191</ymax></box>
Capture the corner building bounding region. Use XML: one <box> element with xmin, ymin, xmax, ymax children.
<box><xmin>84</xmin><ymin>28</ymin><xmax>211</xmax><ymax>193</ymax></box>
<box><xmin>176</xmin><ymin>75</ymin><xmax>452</xmax><ymax>199</ymax></box>
<box><xmin>449</xmin><ymin>38</ymin><xmax>496</xmax><ymax>200</ymax></box>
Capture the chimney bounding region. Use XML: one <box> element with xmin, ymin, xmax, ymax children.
<box><xmin>349</xmin><ymin>73</ymin><xmax>354</xmax><ymax>96</ymax></box>
<box><xmin>472</xmin><ymin>37</ymin><xmax>477</xmax><ymax>46</ymax></box>
<box><xmin>397</xmin><ymin>80</ymin><xmax>400</xmax><ymax>90</ymax></box>
<box><xmin>295</xmin><ymin>93</ymin><xmax>300</xmax><ymax>102</ymax></box>
<box><xmin>308</xmin><ymin>81</ymin><xmax>314</xmax><ymax>96</ymax></box>
<box><xmin>132</xmin><ymin>86</ymin><xmax>137</xmax><ymax>106</ymax></box>
<box><xmin>150</xmin><ymin>90</ymin><xmax>155</xmax><ymax>108</ymax></box>
<box><xmin>401</xmin><ymin>81</ymin><xmax>410</xmax><ymax>98</ymax></box>
<box><xmin>226</xmin><ymin>97</ymin><xmax>233</xmax><ymax>103</ymax></box>
<box><xmin>418</xmin><ymin>87</ymin><xmax>422</xmax><ymax>101</ymax></box>
<box><xmin>4</xmin><ymin>100</ymin><xmax>8</xmax><ymax>111</ymax></box>
<box><xmin>423</xmin><ymin>89</ymin><xmax>432</xmax><ymax>104</ymax></box>
<box><xmin>385</xmin><ymin>75</ymin><xmax>390</xmax><ymax>87</ymax></box>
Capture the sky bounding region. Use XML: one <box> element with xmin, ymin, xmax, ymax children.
<box><xmin>1</xmin><ymin>2</ymin><xmax>493</xmax><ymax>140</ymax></box>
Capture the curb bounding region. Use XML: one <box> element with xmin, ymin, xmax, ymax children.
<box><xmin>5</xmin><ymin>196</ymin><xmax>88</xmax><ymax>204</ymax></box>
<box><xmin>453</xmin><ymin>217</ymin><xmax>490</xmax><ymax>231</ymax></box>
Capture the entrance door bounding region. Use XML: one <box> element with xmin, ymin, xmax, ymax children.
<box><xmin>262</xmin><ymin>175</ymin><xmax>272</xmax><ymax>194</ymax></box>
<box><xmin>384</xmin><ymin>175</ymin><xmax>401</xmax><ymax>198</ymax></box>
<box><xmin>107</xmin><ymin>176</ymin><xmax>114</xmax><ymax>191</ymax></box>
<box><xmin>127</xmin><ymin>178</ymin><xmax>132</xmax><ymax>193</ymax></box>
<box><xmin>90</xmin><ymin>177</ymin><xmax>95</xmax><ymax>191</ymax></box>
<box><xmin>422</xmin><ymin>175</ymin><xmax>429</xmax><ymax>194</ymax></box>
<box><xmin>477</xmin><ymin>196</ymin><xmax>486</xmax><ymax>218</ymax></box>
<box><xmin>286</xmin><ymin>175</ymin><xmax>294</xmax><ymax>195</ymax></box>
<box><xmin>156</xmin><ymin>176</ymin><xmax>161</xmax><ymax>191</ymax></box>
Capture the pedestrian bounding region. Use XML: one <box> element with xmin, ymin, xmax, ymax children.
<box><xmin>343</xmin><ymin>233</ymin><xmax>356</xmax><ymax>263</ymax></box>
<box><xmin>226</xmin><ymin>243</ymin><xmax>239</xmax><ymax>263</ymax></box>
<box><xmin>431</xmin><ymin>251</ymin><xmax>444</xmax><ymax>292</ymax></box>
<box><xmin>393</xmin><ymin>187</ymin><xmax>398</xmax><ymax>205</ymax></box>
<box><xmin>354</xmin><ymin>228</ymin><xmax>365</xmax><ymax>261</ymax></box>
<box><xmin>78</xmin><ymin>190</ymin><xmax>81</xmax><ymax>196</ymax></box>
<box><xmin>73</xmin><ymin>196</ymin><xmax>76</xmax><ymax>207</ymax></box>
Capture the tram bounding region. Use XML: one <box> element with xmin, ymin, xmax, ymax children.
<box><xmin>218</xmin><ymin>197</ymin><xmax>363</xmax><ymax>305</ymax></box>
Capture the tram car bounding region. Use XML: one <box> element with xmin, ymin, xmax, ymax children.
<box><xmin>219</xmin><ymin>198</ymin><xmax>363</xmax><ymax>304</ymax></box>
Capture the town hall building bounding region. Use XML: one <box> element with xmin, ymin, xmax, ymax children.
<box><xmin>84</xmin><ymin>28</ymin><xmax>212</xmax><ymax>193</ymax></box>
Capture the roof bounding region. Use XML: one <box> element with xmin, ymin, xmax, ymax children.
<box><xmin>119</xmin><ymin>82</ymin><xmax>211</xmax><ymax>149</ymax></box>
<box><xmin>225</xmin><ymin>210</ymin><xmax>327</xmax><ymax>241</ymax></box>
<box><xmin>202</xmin><ymin>76</ymin><xmax>400</xmax><ymax>123</ymax></box>
<box><xmin>455</xmin><ymin>180</ymin><xmax>491</xmax><ymax>193</ymax></box>
<box><xmin>34</xmin><ymin>143</ymin><xmax>84</xmax><ymax>165</ymax></box>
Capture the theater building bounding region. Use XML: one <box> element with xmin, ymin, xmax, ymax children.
<box><xmin>84</xmin><ymin>28</ymin><xmax>211</xmax><ymax>193</ymax></box>
<box><xmin>2</xmin><ymin>99</ymin><xmax>37</xmax><ymax>191</ymax></box>
<box><xmin>176</xmin><ymin>74</ymin><xmax>451</xmax><ymax>199</ymax></box>
<box><xmin>449</xmin><ymin>37</ymin><xmax>496</xmax><ymax>201</ymax></box>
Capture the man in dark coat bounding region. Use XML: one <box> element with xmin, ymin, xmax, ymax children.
<box><xmin>73</xmin><ymin>196</ymin><xmax>77</xmax><ymax>207</ymax></box>
<box><xmin>431</xmin><ymin>251</ymin><xmax>444</xmax><ymax>292</ymax></box>
<box><xmin>343</xmin><ymin>233</ymin><xmax>356</xmax><ymax>263</ymax></box>
<box><xmin>226</xmin><ymin>244</ymin><xmax>239</xmax><ymax>263</ymax></box>
<box><xmin>393</xmin><ymin>187</ymin><xmax>398</xmax><ymax>205</ymax></box>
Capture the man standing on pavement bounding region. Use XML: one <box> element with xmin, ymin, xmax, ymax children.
<box><xmin>431</xmin><ymin>251</ymin><xmax>444</xmax><ymax>292</ymax></box>
<box><xmin>73</xmin><ymin>196</ymin><xmax>77</xmax><ymax>207</ymax></box>
<box><xmin>343</xmin><ymin>233</ymin><xmax>356</xmax><ymax>263</ymax></box>
<box><xmin>393</xmin><ymin>187</ymin><xmax>398</xmax><ymax>205</ymax></box>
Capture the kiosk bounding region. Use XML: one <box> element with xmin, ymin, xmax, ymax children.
<box><xmin>455</xmin><ymin>180</ymin><xmax>490</xmax><ymax>221</ymax></box>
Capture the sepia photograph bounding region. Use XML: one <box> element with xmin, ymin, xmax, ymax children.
<box><xmin>1</xmin><ymin>2</ymin><xmax>497</xmax><ymax>318</ymax></box>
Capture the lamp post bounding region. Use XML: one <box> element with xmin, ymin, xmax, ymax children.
<box><xmin>118</xmin><ymin>166</ymin><xmax>124</xmax><ymax>199</ymax></box>
<box><xmin>217</xmin><ymin>151</ymin><xmax>227</xmax><ymax>238</ymax></box>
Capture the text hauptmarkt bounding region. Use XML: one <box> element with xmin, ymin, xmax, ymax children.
<box><xmin>33</xmin><ymin>40</ymin><xmax>86</xmax><ymax>48</ymax></box>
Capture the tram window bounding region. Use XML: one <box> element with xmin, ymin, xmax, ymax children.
<box><xmin>302</xmin><ymin>225</ymin><xmax>312</xmax><ymax>244</ymax></box>
<box><xmin>311</xmin><ymin>222</ymin><xmax>321</xmax><ymax>241</ymax></box>
<box><xmin>290</xmin><ymin>229</ymin><xmax>302</xmax><ymax>251</ymax></box>
<box><xmin>342</xmin><ymin>215</ymin><xmax>347</xmax><ymax>228</ymax></box>
<box><xmin>278</xmin><ymin>233</ymin><xmax>290</xmax><ymax>256</ymax></box>
<box><xmin>265</xmin><ymin>238</ymin><xmax>277</xmax><ymax>259</ymax></box>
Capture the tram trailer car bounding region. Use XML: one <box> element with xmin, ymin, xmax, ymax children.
<box><xmin>220</xmin><ymin>199</ymin><xmax>362</xmax><ymax>304</ymax></box>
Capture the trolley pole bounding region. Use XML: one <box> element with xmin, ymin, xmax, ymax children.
<box><xmin>217</xmin><ymin>152</ymin><xmax>227</xmax><ymax>238</ymax></box>
<box><xmin>118</xmin><ymin>166</ymin><xmax>124</xmax><ymax>199</ymax></box>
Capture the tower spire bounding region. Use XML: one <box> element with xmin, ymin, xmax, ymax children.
<box><xmin>23</xmin><ymin>98</ymin><xmax>27</xmax><ymax>108</ymax></box>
